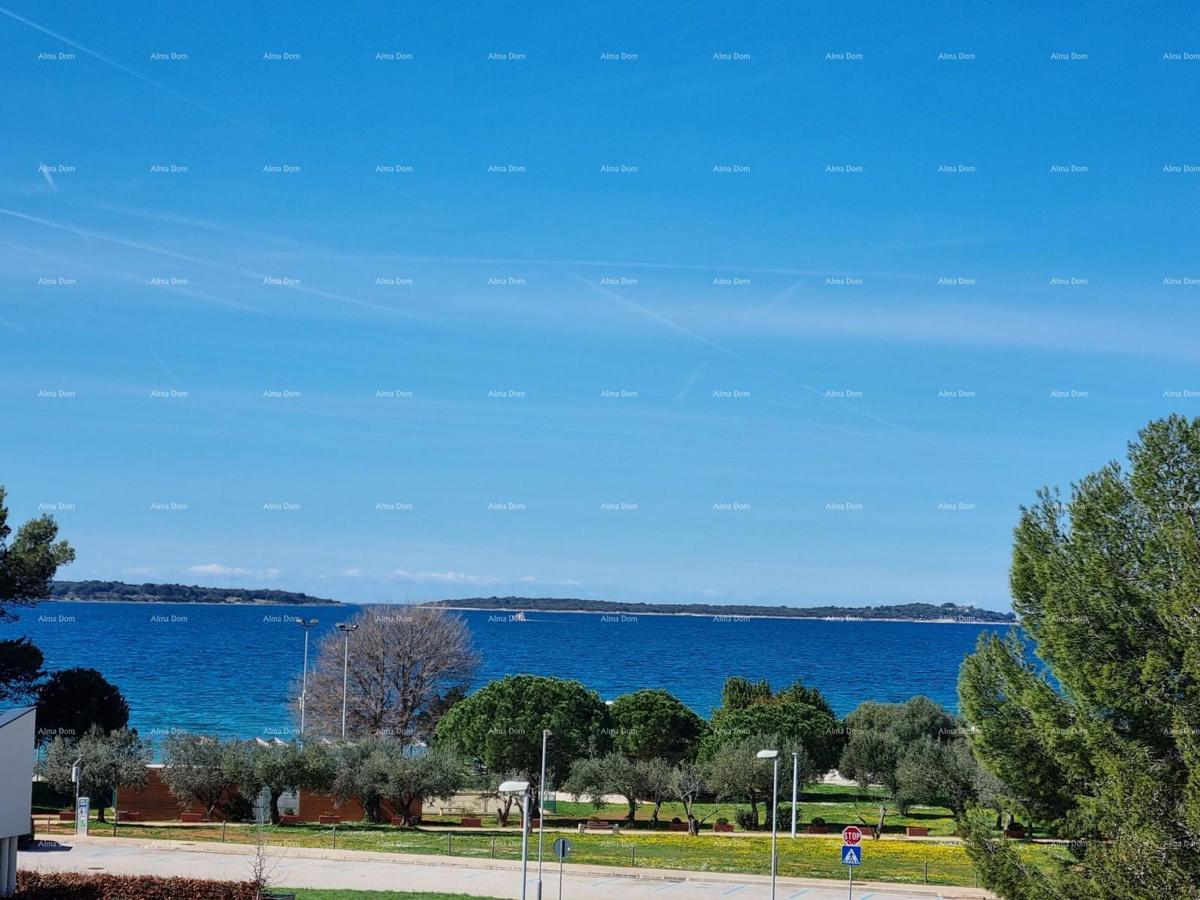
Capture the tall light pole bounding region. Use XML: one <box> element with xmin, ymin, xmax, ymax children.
<box><xmin>500</xmin><ymin>780</ymin><xmax>531</xmax><ymax>900</ymax></box>
<box><xmin>335</xmin><ymin>622</ymin><xmax>358</xmax><ymax>739</ymax></box>
<box><xmin>537</xmin><ymin>729</ymin><xmax>551</xmax><ymax>899</ymax></box>
<box><xmin>791</xmin><ymin>751</ymin><xmax>798</xmax><ymax>839</ymax></box>
<box><xmin>757</xmin><ymin>749</ymin><xmax>780</xmax><ymax>900</ymax></box>
<box><xmin>296</xmin><ymin>618</ymin><xmax>319</xmax><ymax>739</ymax></box>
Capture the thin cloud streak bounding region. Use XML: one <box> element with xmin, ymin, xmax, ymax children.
<box><xmin>573</xmin><ymin>272</ymin><xmax>735</xmax><ymax>355</ymax></box>
<box><xmin>0</xmin><ymin>6</ymin><xmax>250</xmax><ymax>130</ymax></box>
<box><xmin>0</xmin><ymin>208</ymin><xmax>411</xmax><ymax>317</ymax></box>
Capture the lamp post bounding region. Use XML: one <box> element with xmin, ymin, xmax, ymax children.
<box><xmin>537</xmin><ymin>729</ymin><xmax>550</xmax><ymax>899</ymax></box>
<box><xmin>757</xmin><ymin>749</ymin><xmax>780</xmax><ymax>900</ymax></box>
<box><xmin>500</xmin><ymin>780</ymin><xmax>531</xmax><ymax>900</ymax></box>
<box><xmin>791</xmin><ymin>752</ymin><xmax>798</xmax><ymax>838</ymax></box>
<box><xmin>335</xmin><ymin>622</ymin><xmax>358</xmax><ymax>739</ymax></box>
<box><xmin>296</xmin><ymin>618</ymin><xmax>319</xmax><ymax>738</ymax></box>
<box><xmin>71</xmin><ymin>756</ymin><xmax>82</xmax><ymax>810</ymax></box>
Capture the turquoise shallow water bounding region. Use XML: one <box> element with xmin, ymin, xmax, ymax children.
<box><xmin>3</xmin><ymin>601</ymin><xmax>1008</xmax><ymax>743</ymax></box>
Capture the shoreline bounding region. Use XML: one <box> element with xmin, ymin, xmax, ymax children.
<box><xmin>436</xmin><ymin>605</ymin><xmax>1011</xmax><ymax>625</ymax></box>
<box><xmin>37</xmin><ymin>598</ymin><xmax>1012</xmax><ymax>624</ymax></box>
<box><xmin>41</xmin><ymin>598</ymin><xmax>341</xmax><ymax>607</ymax></box>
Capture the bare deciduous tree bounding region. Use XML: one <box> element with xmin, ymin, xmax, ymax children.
<box><xmin>295</xmin><ymin>606</ymin><xmax>478</xmax><ymax>743</ymax></box>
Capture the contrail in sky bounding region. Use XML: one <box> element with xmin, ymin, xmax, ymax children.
<box><xmin>0</xmin><ymin>5</ymin><xmax>249</xmax><ymax>130</ymax></box>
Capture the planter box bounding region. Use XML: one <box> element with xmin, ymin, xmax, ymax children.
<box><xmin>180</xmin><ymin>812</ymin><xmax>204</xmax><ymax>823</ymax></box>
<box><xmin>279</xmin><ymin>815</ymin><xmax>301</xmax><ymax>825</ymax></box>
<box><xmin>318</xmin><ymin>815</ymin><xmax>341</xmax><ymax>825</ymax></box>
<box><xmin>528</xmin><ymin>818</ymin><xmax>541</xmax><ymax>829</ymax></box>
<box><xmin>668</xmin><ymin>821</ymin><xmax>689</xmax><ymax>832</ymax></box>
<box><xmin>1004</xmin><ymin>827</ymin><xmax>1026</xmax><ymax>839</ymax></box>
<box><xmin>713</xmin><ymin>822</ymin><xmax>734</xmax><ymax>833</ymax></box>
<box><xmin>57</xmin><ymin>811</ymin><xmax>74</xmax><ymax>822</ymax></box>
<box><xmin>461</xmin><ymin>816</ymin><xmax>482</xmax><ymax>827</ymax></box>
<box><xmin>906</xmin><ymin>826</ymin><xmax>930</xmax><ymax>837</ymax></box>
<box><xmin>117</xmin><ymin>811</ymin><xmax>142</xmax><ymax>823</ymax></box>
<box><xmin>806</xmin><ymin>825</ymin><xmax>828</xmax><ymax>834</ymax></box>
<box><xmin>860</xmin><ymin>826</ymin><xmax>875</xmax><ymax>838</ymax></box>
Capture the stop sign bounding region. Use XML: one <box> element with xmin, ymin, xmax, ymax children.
<box><xmin>842</xmin><ymin>825</ymin><xmax>862</xmax><ymax>845</ymax></box>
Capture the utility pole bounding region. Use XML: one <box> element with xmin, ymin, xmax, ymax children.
<box><xmin>335</xmin><ymin>622</ymin><xmax>358</xmax><ymax>739</ymax></box>
<box><xmin>296</xmin><ymin>618</ymin><xmax>319</xmax><ymax>739</ymax></box>
<box><xmin>537</xmin><ymin>729</ymin><xmax>550</xmax><ymax>899</ymax></box>
<box><xmin>791</xmin><ymin>752</ymin><xmax>798</xmax><ymax>838</ymax></box>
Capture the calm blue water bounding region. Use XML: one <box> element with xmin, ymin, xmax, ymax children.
<box><xmin>3</xmin><ymin>602</ymin><xmax>1008</xmax><ymax>744</ymax></box>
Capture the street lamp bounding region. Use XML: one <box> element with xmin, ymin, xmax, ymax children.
<box><xmin>757</xmin><ymin>749</ymin><xmax>780</xmax><ymax>900</ymax></box>
<box><xmin>295</xmin><ymin>618</ymin><xmax>319</xmax><ymax>738</ymax></box>
<box><xmin>500</xmin><ymin>780</ymin><xmax>532</xmax><ymax>900</ymax></box>
<box><xmin>537</xmin><ymin>729</ymin><xmax>551</xmax><ymax>900</ymax></box>
<box><xmin>791</xmin><ymin>751</ymin><xmax>798</xmax><ymax>839</ymax></box>
<box><xmin>71</xmin><ymin>756</ymin><xmax>82</xmax><ymax>810</ymax></box>
<box><xmin>335</xmin><ymin>622</ymin><xmax>359</xmax><ymax>739</ymax></box>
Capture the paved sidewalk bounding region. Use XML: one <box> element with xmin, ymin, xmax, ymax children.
<box><xmin>20</xmin><ymin>835</ymin><xmax>996</xmax><ymax>900</ymax></box>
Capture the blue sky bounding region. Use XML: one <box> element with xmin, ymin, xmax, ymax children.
<box><xmin>1</xmin><ymin>2</ymin><xmax>1198</xmax><ymax>610</ymax></box>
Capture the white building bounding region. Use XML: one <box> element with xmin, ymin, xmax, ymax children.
<box><xmin>0</xmin><ymin>708</ymin><xmax>35</xmax><ymax>897</ymax></box>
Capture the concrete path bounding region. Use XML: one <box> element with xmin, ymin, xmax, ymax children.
<box><xmin>20</xmin><ymin>836</ymin><xmax>995</xmax><ymax>900</ymax></box>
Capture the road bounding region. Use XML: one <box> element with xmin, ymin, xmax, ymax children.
<box><xmin>20</xmin><ymin>836</ymin><xmax>995</xmax><ymax>900</ymax></box>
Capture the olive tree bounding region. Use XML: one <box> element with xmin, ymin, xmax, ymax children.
<box><xmin>42</xmin><ymin>726</ymin><xmax>150</xmax><ymax>823</ymax></box>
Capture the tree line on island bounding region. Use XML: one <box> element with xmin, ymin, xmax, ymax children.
<box><xmin>44</xmin><ymin>579</ymin><xmax>1014</xmax><ymax>623</ymax></box>
<box><xmin>46</xmin><ymin>580</ymin><xmax>340</xmax><ymax>605</ymax></box>
<box><xmin>432</xmin><ymin>597</ymin><xmax>1016</xmax><ymax>622</ymax></box>
<box><xmin>6</xmin><ymin>414</ymin><xmax>1200</xmax><ymax>897</ymax></box>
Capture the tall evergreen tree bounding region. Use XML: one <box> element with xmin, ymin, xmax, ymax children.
<box><xmin>958</xmin><ymin>415</ymin><xmax>1200</xmax><ymax>898</ymax></box>
<box><xmin>0</xmin><ymin>485</ymin><xmax>74</xmax><ymax>622</ymax></box>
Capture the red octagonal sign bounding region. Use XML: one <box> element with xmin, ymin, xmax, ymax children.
<box><xmin>842</xmin><ymin>826</ymin><xmax>862</xmax><ymax>845</ymax></box>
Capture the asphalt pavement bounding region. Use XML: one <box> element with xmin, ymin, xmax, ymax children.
<box><xmin>19</xmin><ymin>836</ymin><xmax>996</xmax><ymax>900</ymax></box>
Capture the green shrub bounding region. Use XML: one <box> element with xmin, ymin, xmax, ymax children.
<box><xmin>221</xmin><ymin>794</ymin><xmax>255</xmax><ymax>823</ymax></box>
<box><xmin>770</xmin><ymin>802</ymin><xmax>794</xmax><ymax>830</ymax></box>
<box><xmin>734</xmin><ymin>807</ymin><xmax>759</xmax><ymax>831</ymax></box>
<box><xmin>17</xmin><ymin>871</ymin><xmax>258</xmax><ymax>899</ymax></box>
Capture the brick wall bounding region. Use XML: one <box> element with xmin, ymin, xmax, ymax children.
<box><xmin>118</xmin><ymin>767</ymin><xmax>421</xmax><ymax>822</ymax></box>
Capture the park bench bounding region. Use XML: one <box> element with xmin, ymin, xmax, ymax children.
<box><xmin>578</xmin><ymin>819</ymin><xmax>620</xmax><ymax>834</ymax></box>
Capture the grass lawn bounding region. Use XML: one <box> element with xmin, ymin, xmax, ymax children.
<box><xmin>536</xmin><ymin>783</ymin><xmax>967</xmax><ymax>837</ymax></box>
<box><xmin>42</xmin><ymin>818</ymin><xmax>1068</xmax><ymax>887</ymax></box>
<box><xmin>288</xmin><ymin>892</ymin><xmax>501</xmax><ymax>900</ymax></box>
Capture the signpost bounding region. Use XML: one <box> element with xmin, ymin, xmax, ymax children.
<box><xmin>552</xmin><ymin>837</ymin><xmax>570</xmax><ymax>899</ymax></box>
<box><xmin>840</xmin><ymin>835</ymin><xmax>861</xmax><ymax>898</ymax></box>
<box><xmin>75</xmin><ymin>796</ymin><xmax>90</xmax><ymax>836</ymax></box>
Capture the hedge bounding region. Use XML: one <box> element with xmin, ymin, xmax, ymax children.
<box><xmin>17</xmin><ymin>871</ymin><xmax>262</xmax><ymax>899</ymax></box>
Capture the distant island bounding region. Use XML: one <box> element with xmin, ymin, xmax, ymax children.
<box><xmin>43</xmin><ymin>582</ymin><xmax>1014</xmax><ymax>622</ymax></box>
<box><xmin>430</xmin><ymin>597</ymin><xmax>1016</xmax><ymax>623</ymax></box>
<box><xmin>46</xmin><ymin>580</ymin><xmax>341</xmax><ymax>605</ymax></box>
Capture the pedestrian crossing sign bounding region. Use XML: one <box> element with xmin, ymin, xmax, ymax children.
<box><xmin>841</xmin><ymin>844</ymin><xmax>862</xmax><ymax>866</ymax></box>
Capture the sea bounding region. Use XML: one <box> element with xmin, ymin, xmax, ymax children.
<box><xmin>3</xmin><ymin>601</ymin><xmax>1011</xmax><ymax>745</ymax></box>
